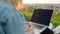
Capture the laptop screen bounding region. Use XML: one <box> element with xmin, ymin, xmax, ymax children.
<box><xmin>31</xmin><ymin>9</ymin><xmax>53</xmax><ymax>26</ymax></box>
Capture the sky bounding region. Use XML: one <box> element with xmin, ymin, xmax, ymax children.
<box><xmin>23</xmin><ymin>0</ymin><xmax>60</xmax><ymax>4</ymax></box>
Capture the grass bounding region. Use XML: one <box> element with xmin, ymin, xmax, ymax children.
<box><xmin>51</xmin><ymin>11</ymin><xmax>60</xmax><ymax>28</ymax></box>
<box><xmin>21</xmin><ymin>9</ymin><xmax>60</xmax><ymax>29</ymax></box>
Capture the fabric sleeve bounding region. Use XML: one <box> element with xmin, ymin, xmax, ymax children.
<box><xmin>1</xmin><ymin>8</ymin><xmax>26</xmax><ymax>34</ymax></box>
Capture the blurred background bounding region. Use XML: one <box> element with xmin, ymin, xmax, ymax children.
<box><xmin>20</xmin><ymin>4</ymin><xmax>60</xmax><ymax>29</ymax></box>
<box><xmin>8</xmin><ymin>0</ymin><xmax>60</xmax><ymax>33</ymax></box>
<box><xmin>7</xmin><ymin>0</ymin><xmax>60</xmax><ymax>29</ymax></box>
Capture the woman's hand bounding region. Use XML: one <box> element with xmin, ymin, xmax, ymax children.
<box><xmin>25</xmin><ymin>21</ymin><xmax>33</xmax><ymax>34</ymax></box>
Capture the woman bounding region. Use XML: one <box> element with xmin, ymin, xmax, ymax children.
<box><xmin>0</xmin><ymin>0</ymin><xmax>26</xmax><ymax>34</ymax></box>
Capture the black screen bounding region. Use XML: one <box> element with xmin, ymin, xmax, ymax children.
<box><xmin>31</xmin><ymin>9</ymin><xmax>53</xmax><ymax>26</ymax></box>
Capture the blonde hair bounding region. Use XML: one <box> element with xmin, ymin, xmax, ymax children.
<box><xmin>7</xmin><ymin>0</ymin><xmax>18</xmax><ymax>6</ymax></box>
<box><xmin>0</xmin><ymin>0</ymin><xmax>23</xmax><ymax>10</ymax></box>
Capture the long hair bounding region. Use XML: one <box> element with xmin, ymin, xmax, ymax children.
<box><xmin>7</xmin><ymin>0</ymin><xmax>18</xmax><ymax>6</ymax></box>
<box><xmin>0</xmin><ymin>0</ymin><xmax>18</xmax><ymax>6</ymax></box>
<box><xmin>0</xmin><ymin>0</ymin><xmax>23</xmax><ymax>10</ymax></box>
<box><xmin>7</xmin><ymin>0</ymin><xmax>22</xmax><ymax>10</ymax></box>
